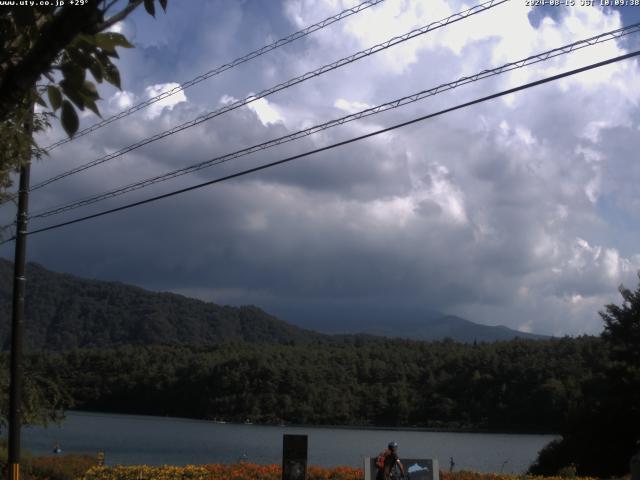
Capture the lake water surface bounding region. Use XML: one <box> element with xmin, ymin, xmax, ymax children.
<box><xmin>23</xmin><ymin>411</ymin><xmax>556</xmax><ymax>473</ymax></box>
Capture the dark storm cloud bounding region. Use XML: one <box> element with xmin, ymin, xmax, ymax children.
<box><xmin>2</xmin><ymin>0</ymin><xmax>640</xmax><ymax>337</ymax></box>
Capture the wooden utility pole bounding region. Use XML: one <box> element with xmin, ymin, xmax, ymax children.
<box><xmin>8</xmin><ymin>109</ymin><xmax>33</xmax><ymax>480</ymax></box>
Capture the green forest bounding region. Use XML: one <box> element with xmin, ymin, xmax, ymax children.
<box><xmin>0</xmin><ymin>259</ymin><xmax>638</xmax><ymax>477</ymax></box>
<box><xmin>0</xmin><ymin>318</ymin><xmax>637</xmax><ymax>477</ymax></box>
<box><xmin>6</xmin><ymin>336</ymin><xmax>603</xmax><ymax>431</ymax></box>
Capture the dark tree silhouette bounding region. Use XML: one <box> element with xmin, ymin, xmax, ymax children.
<box><xmin>530</xmin><ymin>274</ymin><xmax>640</xmax><ymax>477</ymax></box>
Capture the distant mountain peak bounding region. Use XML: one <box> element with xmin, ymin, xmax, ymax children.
<box><xmin>0</xmin><ymin>258</ymin><xmax>548</xmax><ymax>349</ymax></box>
<box><xmin>272</xmin><ymin>308</ymin><xmax>549</xmax><ymax>343</ymax></box>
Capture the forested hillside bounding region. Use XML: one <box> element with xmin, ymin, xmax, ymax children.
<box><xmin>0</xmin><ymin>259</ymin><xmax>546</xmax><ymax>347</ymax></box>
<box><xmin>0</xmin><ymin>259</ymin><xmax>325</xmax><ymax>350</ymax></box>
<box><xmin>7</xmin><ymin>336</ymin><xmax>606</xmax><ymax>433</ymax></box>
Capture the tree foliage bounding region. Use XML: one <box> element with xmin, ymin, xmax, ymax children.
<box><xmin>601</xmin><ymin>274</ymin><xmax>640</xmax><ymax>366</ymax></box>
<box><xmin>0</xmin><ymin>0</ymin><xmax>168</xmax><ymax>201</ymax></box>
<box><xmin>0</xmin><ymin>351</ymin><xmax>72</xmax><ymax>432</ymax></box>
<box><xmin>0</xmin><ymin>0</ymin><xmax>168</xmax><ymax>427</ymax></box>
<box><xmin>2</xmin><ymin>336</ymin><xmax>605</xmax><ymax>435</ymax></box>
<box><xmin>530</xmin><ymin>274</ymin><xmax>640</xmax><ymax>477</ymax></box>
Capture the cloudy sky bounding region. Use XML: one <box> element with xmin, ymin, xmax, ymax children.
<box><xmin>2</xmin><ymin>0</ymin><xmax>640</xmax><ymax>336</ymax></box>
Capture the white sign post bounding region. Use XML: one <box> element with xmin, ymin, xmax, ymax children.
<box><xmin>365</xmin><ymin>457</ymin><xmax>439</xmax><ymax>480</ymax></box>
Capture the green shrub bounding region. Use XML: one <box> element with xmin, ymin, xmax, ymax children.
<box><xmin>557</xmin><ymin>464</ymin><xmax>578</xmax><ymax>478</ymax></box>
<box><xmin>23</xmin><ymin>454</ymin><xmax>96</xmax><ymax>480</ymax></box>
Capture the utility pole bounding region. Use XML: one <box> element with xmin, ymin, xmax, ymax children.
<box><xmin>8</xmin><ymin>109</ymin><xmax>33</xmax><ymax>480</ymax></box>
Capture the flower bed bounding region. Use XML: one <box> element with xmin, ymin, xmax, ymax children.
<box><xmin>78</xmin><ymin>464</ymin><xmax>603</xmax><ymax>480</ymax></box>
<box><xmin>79</xmin><ymin>463</ymin><xmax>362</xmax><ymax>480</ymax></box>
<box><xmin>442</xmin><ymin>473</ymin><xmax>598</xmax><ymax>480</ymax></box>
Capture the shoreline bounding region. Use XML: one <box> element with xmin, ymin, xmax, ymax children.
<box><xmin>66</xmin><ymin>410</ymin><xmax>559</xmax><ymax>436</ymax></box>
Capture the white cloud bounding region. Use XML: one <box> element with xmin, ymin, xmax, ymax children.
<box><xmin>106</xmin><ymin>22</ymin><xmax>124</xmax><ymax>34</ymax></box>
<box><xmin>246</xmin><ymin>97</ymin><xmax>284</xmax><ymax>126</ymax></box>
<box><xmin>334</xmin><ymin>98</ymin><xmax>372</xmax><ymax>113</ymax></box>
<box><xmin>411</xmin><ymin>163</ymin><xmax>468</xmax><ymax>225</ymax></box>
<box><xmin>109</xmin><ymin>91</ymin><xmax>136</xmax><ymax>110</ymax></box>
<box><xmin>143</xmin><ymin>83</ymin><xmax>187</xmax><ymax>120</ymax></box>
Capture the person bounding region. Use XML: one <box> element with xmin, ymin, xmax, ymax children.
<box><xmin>376</xmin><ymin>441</ymin><xmax>405</xmax><ymax>480</ymax></box>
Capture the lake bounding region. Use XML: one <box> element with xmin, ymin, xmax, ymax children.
<box><xmin>22</xmin><ymin>411</ymin><xmax>556</xmax><ymax>473</ymax></box>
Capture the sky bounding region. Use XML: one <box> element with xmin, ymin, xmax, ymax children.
<box><xmin>2</xmin><ymin>0</ymin><xmax>640</xmax><ymax>336</ymax></box>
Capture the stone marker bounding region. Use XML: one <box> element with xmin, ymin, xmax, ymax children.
<box><xmin>365</xmin><ymin>457</ymin><xmax>439</xmax><ymax>480</ymax></box>
<box><xmin>282</xmin><ymin>434</ymin><xmax>308</xmax><ymax>480</ymax></box>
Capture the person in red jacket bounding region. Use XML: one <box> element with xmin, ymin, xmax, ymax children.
<box><xmin>376</xmin><ymin>441</ymin><xmax>405</xmax><ymax>480</ymax></box>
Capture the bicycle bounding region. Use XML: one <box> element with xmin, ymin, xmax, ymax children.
<box><xmin>389</xmin><ymin>462</ymin><xmax>410</xmax><ymax>480</ymax></box>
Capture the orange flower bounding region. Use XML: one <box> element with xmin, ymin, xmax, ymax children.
<box><xmin>79</xmin><ymin>463</ymin><xmax>601</xmax><ymax>480</ymax></box>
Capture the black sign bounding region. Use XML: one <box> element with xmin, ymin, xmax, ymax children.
<box><xmin>282</xmin><ymin>434</ymin><xmax>308</xmax><ymax>480</ymax></box>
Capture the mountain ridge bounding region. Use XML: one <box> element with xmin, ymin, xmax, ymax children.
<box><xmin>300</xmin><ymin>313</ymin><xmax>548</xmax><ymax>342</ymax></box>
<box><xmin>0</xmin><ymin>258</ymin><xmax>326</xmax><ymax>350</ymax></box>
<box><xmin>0</xmin><ymin>258</ymin><xmax>547</xmax><ymax>349</ymax></box>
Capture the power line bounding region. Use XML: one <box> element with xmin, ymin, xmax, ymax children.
<box><xmin>42</xmin><ymin>0</ymin><xmax>386</xmax><ymax>152</ymax></box>
<box><xmin>26</xmin><ymin>21</ymin><xmax>640</xmax><ymax>220</ymax></box>
<box><xmin>1</xmin><ymin>49</ymin><xmax>636</xmax><ymax>244</ymax></box>
<box><xmin>28</xmin><ymin>0</ymin><xmax>508</xmax><ymax>192</ymax></box>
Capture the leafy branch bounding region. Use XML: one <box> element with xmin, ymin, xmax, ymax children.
<box><xmin>0</xmin><ymin>0</ymin><xmax>168</xmax><ymax>199</ymax></box>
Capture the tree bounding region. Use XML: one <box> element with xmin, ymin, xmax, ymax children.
<box><xmin>601</xmin><ymin>273</ymin><xmax>640</xmax><ymax>366</ymax></box>
<box><xmin>598</xmin><ymin>275</ymin><xmax>640</xmax><ymax>470</ymax></box>
<box><xmin>0</xmin><ymin>0</ymin><xmax>168</xmax><ymax>202</ymax></box>
<box><xmin>0</xmin><ymin>354</ymin><xmax>72</xmax><ymax>432</ymax></box>
<box><xmin>0</xmin><ymin>0</ymin><xmax>168</xmax><ymax>428</ymax></box>
<box><xmin>530</xmin><ymin>274</ymin><xmax>640</xmax><ymax>477</ymax></box>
